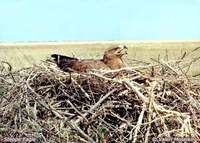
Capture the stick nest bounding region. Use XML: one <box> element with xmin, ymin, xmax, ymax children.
<box><xmin>0</xmin><ymin>59</ymin><xmax>200</xmax><ymax>143</ymax></box>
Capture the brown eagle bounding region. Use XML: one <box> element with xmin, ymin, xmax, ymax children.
<box><xmin>51</xmin><ymin>45</ymin><xmax>128</xmax><ymax>72</ymax></box>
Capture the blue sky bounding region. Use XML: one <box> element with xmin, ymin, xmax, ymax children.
<box><xmin>0</xmin><ymin>0</ymin><xmax>200</xmax><ymax>42</ymax></box>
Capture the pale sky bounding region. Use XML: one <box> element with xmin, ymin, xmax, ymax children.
<box><xmin>0</xmin><ymin>0</ymin><xmax>200</xmax><ymax>41</ymax></box>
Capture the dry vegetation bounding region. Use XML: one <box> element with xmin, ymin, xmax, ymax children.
<box><xmin>0</xmin><ymin>43</ymin><xmax>200</xmax><ymax>142</ymax></box>
<box><xmin>0</xmin><ymin>41</ymin><xmax>200</xmax><ymax>75</ymax></box>
<box><xmin>0</xmin><ymin>43</ymin><xmax>200</xmax><ymax>143</ymax></box>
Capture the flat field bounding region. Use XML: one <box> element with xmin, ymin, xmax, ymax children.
<box><xmin>0</xmin><ymin>41</ymin><xmax>200</xmax><ymax>75</ymax></box>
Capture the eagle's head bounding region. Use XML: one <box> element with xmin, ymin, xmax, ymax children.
<box><xmin>103</xmin><ymin>45</ymin><xmax>128</xmax><ymax>60</ymax></box>
<box><xmin>103</xmin><ymin>45</ymin><xmax>128</xmax><ymax>69</ymax></box>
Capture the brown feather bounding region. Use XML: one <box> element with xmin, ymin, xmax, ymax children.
<box><xmin>51</xmin><ymin>45</ymin><xmax>128</xmax><ymax>72</ymax></box>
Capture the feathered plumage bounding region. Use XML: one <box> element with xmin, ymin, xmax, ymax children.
<box><xmin>51</xmin><ymin>45</ymin><xmax>128</xmax><ymax>72</ymax></box>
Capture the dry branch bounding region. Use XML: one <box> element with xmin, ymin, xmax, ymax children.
<box><xmin>0</xmin><ymin>59</ymin><xmax>199</xmax><ymax>143</ymax></box>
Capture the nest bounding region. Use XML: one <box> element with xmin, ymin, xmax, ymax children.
<box><xmin>0</xmin><ymin>59</ymin><xmax>200</xmax><ymax>143</ymax></box>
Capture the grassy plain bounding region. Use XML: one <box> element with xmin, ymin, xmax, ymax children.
<box><xmin>0</xmin><ymin>41</ymin><xmax>200</xmax><ymax>75</ymax></box>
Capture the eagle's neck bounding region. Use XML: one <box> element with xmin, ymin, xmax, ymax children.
<box><xmin>103</xmin><ymin>58</ymin><xmax>124</xmax><ymax>69</ymax></box>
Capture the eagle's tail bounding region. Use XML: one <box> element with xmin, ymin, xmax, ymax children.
<box><xmin>51</xmin><ymin>54</ymin><xmax>78</xmax><ymax>71</ymax></box>
<box><xmin>51</xmin><ymin>54</ymin><xmax>77</xmax><ymax>62</ymax></box>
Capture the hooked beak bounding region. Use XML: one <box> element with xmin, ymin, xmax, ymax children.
<box><xmin>117</xmin><ymin>45</ymin><xmax>128</xmax><ymax>57</ymax></box>
<box><xmin>123</xmin><ymin>45</ymin><xmax>128</xmax><ymax>49</ymax></box>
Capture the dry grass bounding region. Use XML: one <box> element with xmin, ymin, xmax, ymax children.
<box><xmin>0</xmin><ymin>41</ymin><xmax>200</xmax><ymax>75</ymax></box>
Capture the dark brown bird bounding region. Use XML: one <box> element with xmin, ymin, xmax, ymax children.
<box><xmin>51</xmin><ymin>45</ymin><xmax>128</xmax><ymax>72</ymax></box>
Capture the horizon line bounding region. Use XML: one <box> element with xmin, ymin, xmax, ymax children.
<box><xmin>0</xmin><ymin>40</ymin><xmax>200</xmax><ymax>46</ymax></box>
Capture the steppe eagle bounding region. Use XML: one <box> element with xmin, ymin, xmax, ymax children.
<box><xmin>51</xmin><ymin>45</ymin><xmax>128</xmax><ymax>72</ymax></box>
